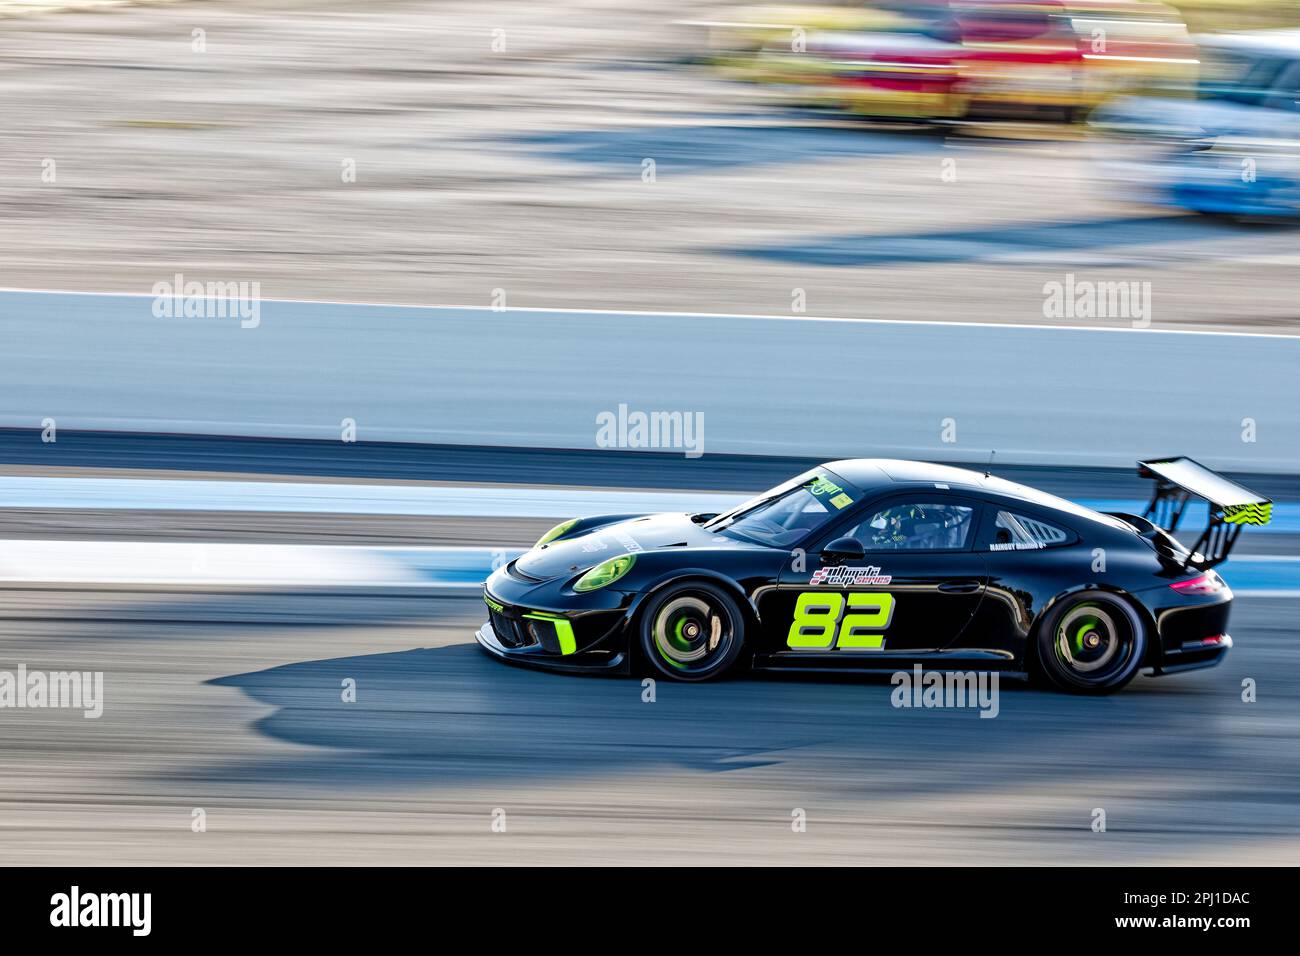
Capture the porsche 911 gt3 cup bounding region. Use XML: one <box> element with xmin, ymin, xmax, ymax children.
<box><xmin>478</xmin><ymin>457</ymin><xmax>1270</xmax><ymax>693</ymax></box>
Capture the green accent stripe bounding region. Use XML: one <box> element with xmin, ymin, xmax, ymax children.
<box><xmin>1223</xmin><ymin>502</ymin><xmax>1273</xmax><ymax>526</ymax></box>
<box><xmin>536</xmin><ymin>517</ymin><xmax>579</xmax><ymax>547</ymax></box>
<box><xmin>523</xmin><ymin>612</ymin><xmax>577</xmax><ymax>656</ymax></box>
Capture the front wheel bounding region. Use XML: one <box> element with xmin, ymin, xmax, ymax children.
<box><xmin>1035</xmin><ymin>591</ymin><xmax>1147</xmax><ymax>694</ymax></box>
<box><xmin>639</xmin><ymin>582</ymin><xmax>746</xmax><ymax>682</ymax></box>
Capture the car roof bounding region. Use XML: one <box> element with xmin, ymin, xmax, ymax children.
<box><xmin>826</xmin><ymin>458</ymin><xmax>990</xmax><ymax>490</ymax></box>
<box><xmin>823</xmin><ymin>459</ymin><xmax>1131</xmax><ymax>531</ymax></box>
<box><xmin>1196</xmin><ymin>29</ymin><xmax>1300</xmax><ymax>59</ymax></box>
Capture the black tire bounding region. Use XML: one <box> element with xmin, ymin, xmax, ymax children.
<box><xmin>639</xmin><ymin>581</ymin><xmax>746</xmax><ymax>682</ymax></box>
<box><xmin>1035</xmin><ymin>591</ymin><xmax>1147</xmax><ymax>694</ymax></box>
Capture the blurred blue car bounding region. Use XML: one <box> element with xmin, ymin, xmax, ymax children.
<box><xmin>1092</xmin><ymin>30</ymin><xmax>1300</xmax><ymax>219</ymax></box>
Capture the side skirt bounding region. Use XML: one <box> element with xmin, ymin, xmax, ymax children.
<box><xmin>751</xmin><ymin>648</ymin><xmax>1026</xmax><ymax>681</ymax></box>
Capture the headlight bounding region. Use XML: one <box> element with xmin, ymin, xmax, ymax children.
<box><xmin>535</xmin><ymin>518</ymin><xmax>578</xmax><ymax>548</ymax></box>
<box><xmin>573</xmin><ymin>553</ymin><xmax>636</xmax><ymax>592</ymax></box>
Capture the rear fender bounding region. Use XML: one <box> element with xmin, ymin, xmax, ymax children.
<box><xmin>1028</xmin><ymin>584</ymin><xmax>1159</xmax><ymax>668</ymax></box>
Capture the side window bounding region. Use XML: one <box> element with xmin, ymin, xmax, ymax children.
<box><xmin>845</xmin><ymin>501</ymin><xmax>975</xmax><ymax>551</ymax></box>
<box><xmin>1263</xmin><ymin>60</ymin><xmax>1300</xmax><ymax>111</ymax></box>
<box><xmin>989</xmin><ymin>510</ymin><xmax>1070</xmax><ymax>551</ymax></box>
<box><xmin>1236</xmin><ymin>55</ymin><xmax>1288</xmax><ymax>106</ymax></box>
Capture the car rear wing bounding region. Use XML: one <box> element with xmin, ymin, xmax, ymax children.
<box><xmin>1138</xmin><ymin>457</ymin><xmax>1272</xmax><ymax>569</ymax></box>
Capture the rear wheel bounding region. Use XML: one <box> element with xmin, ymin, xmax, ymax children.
<box><xmin>639</xmin><ymin>582</ymin><xmax>745</xmax><ymax>682</ymax></box>
<box><xmin>1036</xmin><ymin>592</ymin><xmax>1147</xmax><ymax>694</ymax></box>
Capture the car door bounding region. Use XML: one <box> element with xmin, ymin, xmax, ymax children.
<box><xmin>777</xmin><ymin>495</ymin><xmax>988</xmax><ymax>654</ymax></box>
<box><xmin>958</xmin><ymin>503</ymin><xmax>1082</xmax><ymax>656</ymax></box>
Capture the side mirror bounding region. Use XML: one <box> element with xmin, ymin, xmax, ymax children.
<box><xmin>821</xmin><ymin>536</ymin><xmax>865</xmax><ymax>562</ymax></box>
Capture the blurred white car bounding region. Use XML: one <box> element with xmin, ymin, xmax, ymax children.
<box><xmin>1091</xmin><ymin>30</ymin><xmax>1300</xmax><ymax>217</ymax></box>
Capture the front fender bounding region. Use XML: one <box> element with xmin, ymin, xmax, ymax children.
<box><xmin>620</xmin><ymin>567</ymin><xmax>760</xmax><ymax>630</ymax></box>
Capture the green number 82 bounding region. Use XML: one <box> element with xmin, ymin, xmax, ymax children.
<box><xmin>786</xmin><ymin>591</ymin><xmax>895</xmax><ymax>650</ymax></box>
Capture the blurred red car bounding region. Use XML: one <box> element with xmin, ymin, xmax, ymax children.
<box><xmin>720</xmin><ymin>0</ymin><xmax>1197</xmax><ymax>121</ymax></box>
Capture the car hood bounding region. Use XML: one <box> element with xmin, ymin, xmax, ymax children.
<box><xmin>1092</xmin><ymin>95</ymin><xmax>1300</xmax><ymax>141</ymax></box>
<box><xmin>513</xmin><ymin>512</ymin><xmax>752</xmax><ymax>582</ymax></box>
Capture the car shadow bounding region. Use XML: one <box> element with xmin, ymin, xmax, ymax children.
<box><xmin>182</xmin><ymin>640</ymin><xmax>1235</xmax><ymax>798</ymax></box>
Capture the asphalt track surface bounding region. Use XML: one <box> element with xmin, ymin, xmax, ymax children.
<box><xmin>9</xmin><ymin>294</ymin><xmax>1297</xmax><ymax>472</ymax></box>
<box><xmin>0</xmin><ymin>587</ymin><xmax>1295</xmax><ymax>865</ymax></box>
<box><xmin>7</xmin><ymin>428</ymin><xmax>1300</xmax><ymax>498</ymax></box>
<box><xmin>0</xmin><ymin>448</ymin><xmax>1297</xmax><ymax>864</ymax></box>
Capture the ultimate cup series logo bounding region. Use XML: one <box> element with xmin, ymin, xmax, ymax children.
<box><xmin>809</xmin><ymin>565</ymin><xmax>893</xmax><ymax>587</ymax></box>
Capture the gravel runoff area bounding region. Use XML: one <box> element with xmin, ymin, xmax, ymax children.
<box><xmin>0</xmin><ymin>0</ymin><xmax>1296</xmax><ymax>332</ymax></box>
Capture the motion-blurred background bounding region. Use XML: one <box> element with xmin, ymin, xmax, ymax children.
<box><xmin>0</xmin><ymin>0</ymin><xmax>1297</xmax><ymax>326</ymax></box>
<box><xmin>0</xmin><ymin>0</ymin><xmax>1298</xmax><ymax>866</ymax></box>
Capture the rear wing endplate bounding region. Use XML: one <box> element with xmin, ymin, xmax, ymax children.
<box><xmin>1138</xmin><ymin>457</ymin><xmax>1272</xmax><ymax>569</ymax></box>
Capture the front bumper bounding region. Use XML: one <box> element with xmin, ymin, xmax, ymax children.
<box><xmin>475</xmin><ymin>571</ymin><xmax>634</xmax><ymax>675</ymax></box>
<box><xmin>1169</xmin><ymin>174</ymin><xmax>1300</xmax><ymax>217</ymax></box>
<box><xmin>475</xmin><ymin>620</ymin><xmax>630</xmax><ymax>674</ymax></box>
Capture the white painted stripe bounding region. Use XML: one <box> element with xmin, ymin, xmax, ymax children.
<box><xmin>0</xmin><ymin>476</ymin><xmax>744</xmax><ymax>518</ymax></box>
<box><xmin>0</xmin><ymin>286</ymin><xmax>1291</xmax><ymax>338</ymax></box>
<box><xmin>1</xmin><ymin>540</ymin><xmax>1295</xmax><ymax>592</ymax></box>
<box><xmin>0</xmin><ymin>0</ymin><xmax>183</xmax><ymax>14</ymax></box>
<box><xmin>0</xmin><ymin>540</ymin><xmax>427</xmax><ymax>588</ymax></box>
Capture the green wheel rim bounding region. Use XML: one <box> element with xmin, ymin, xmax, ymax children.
<box><xmin>1073</xmin><ymin>614</ymin><xmax>1102</xmax><ymax>653</ymax></box>
<box><xmin>1055</xmin><ymin>601</ymin><xmax>1132</xmax><ymax>679</ymax></box>
<box><xmin>652</xmin><ymin>594</ymin><xmax>733</xmax><ymax>674</ymax></box>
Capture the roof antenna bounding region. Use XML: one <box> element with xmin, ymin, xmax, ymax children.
<box><xmin>984</xmin><ymin>449</ymin><xmax>996</xmax><ymax>478</ymax></box>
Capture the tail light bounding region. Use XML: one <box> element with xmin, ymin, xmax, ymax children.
<box><xmin>1170</xmin><ymin>571</ymin><xmax>1225</xmax><ymax>596</ymax></box>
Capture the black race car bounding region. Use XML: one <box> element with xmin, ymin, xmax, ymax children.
<box><xmin>476</xmin><ymin>457</ymin><xmax>1272</xmax><ymax>693</ymax></box>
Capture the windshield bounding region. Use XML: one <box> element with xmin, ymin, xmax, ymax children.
<box><xmin>706</xmin><ymin>470</ymin><xmax>861</xmax><ymax>547</ymax></box>
<box><xmin>1198</xmin><ymin>50</ymin><xmax>1295</xmax><ymax>107</ymax></box>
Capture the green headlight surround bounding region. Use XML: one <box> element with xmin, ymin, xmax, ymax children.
<box><xmin>535</xmin><ymin>518</ymin><xmax>579</xmax><ymax>548</ymax></box>
<box><xmin>573</xmin><ymin>553</ymin><xmax>636</xmax><ymax>592</ymax></box>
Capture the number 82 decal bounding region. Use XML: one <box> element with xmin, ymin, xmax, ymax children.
<box><xmin>787</xmin><ymin>591</ymin><xmax>895</xmax><ymax>650</ymax></box>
